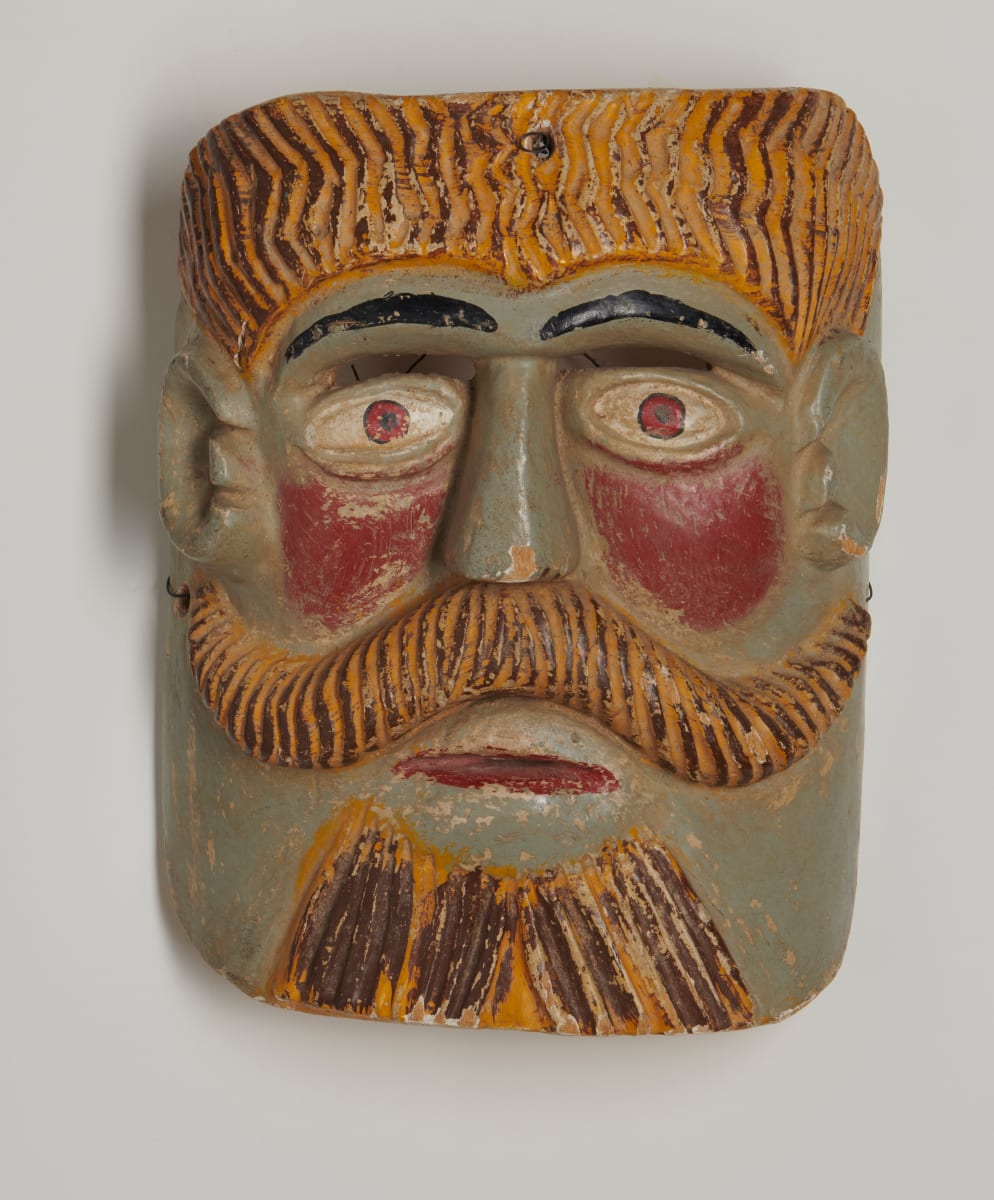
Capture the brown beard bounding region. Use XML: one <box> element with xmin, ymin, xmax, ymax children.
<box><xmin>271</xmin><ymin>801</ymin><xmax>754</xmax><ymax>1034</ymax></box>
<box><xmin>187</xmin><ymin>579</ymin><xmax>869</xmax><ymax>788</ymax></box>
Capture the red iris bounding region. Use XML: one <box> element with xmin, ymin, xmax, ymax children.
<box><xmin>637</xmin><ymin>393</ymin><xmax>685</xmax><ymax>440</ymax></box>
<box><xmin>363</xmin><ymin>399</ymin><xmax>410</xmax><ymax>444</ymax></box>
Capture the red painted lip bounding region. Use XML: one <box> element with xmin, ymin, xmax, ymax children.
<box><xmin>393</xmin><ymin>752</ymin><xmax>619</xmax><ymax>795</ymax></box>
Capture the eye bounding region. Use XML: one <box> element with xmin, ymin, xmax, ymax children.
<box><xmin>300</xmin><ymin>374</ymin><xmax>466</xmax><ymax>478</ymax></box>
<box><xmin>363</xmin><ymin>400</ymin><xmax>411</xmax><ymax>444</ymax></box>
<box><xmin>568</xmin><ymin>369</ymin><xmax>740</xmax><ymax>467</ymax></box>
<box><xmin>637</xmin><ymin>394</ymin><xmax>685</xmax><ymax>439</ymax></box>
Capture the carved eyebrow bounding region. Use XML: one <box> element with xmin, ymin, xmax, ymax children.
<box><xmin>538</xmin><ymin>289</ymin><xmax>757</xmax><ymax>354</ymax></box>
<box><xmin>286</xmin><ymin>293</ymin><xmax>499</xmax><ymax>361</ymax></box>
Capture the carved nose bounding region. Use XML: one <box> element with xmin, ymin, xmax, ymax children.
<box><xmin>441</xmin><ymin>357</ymin><xmax>581</xmax><ymax>582</ymax></box>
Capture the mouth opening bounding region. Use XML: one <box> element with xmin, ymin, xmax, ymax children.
<box><xmin>393</xmin><ymin>751</ymin><xmax>619</xmax><ymax>796</ymax></box>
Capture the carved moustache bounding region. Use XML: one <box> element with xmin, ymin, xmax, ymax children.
<box><xmin>273</xmin><ymin>800</ymin><xmax>754</xmax><ymax>1035</ymax></box>
<box><xmin>188</xmin><ymin>579</ymin><xmax>869</xmax><ymax>788</ymax></box>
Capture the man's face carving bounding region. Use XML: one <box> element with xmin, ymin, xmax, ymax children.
<box><xmin>271</xmin><ymin>280</ymin><xmax>788</xmax><ymax>640</ymax></box>
<box><xmin>270</xmin><ymin>283</ymin><xmax>782</xmax><ymax>638</ymax></box>
<box><xmin>160</xmin><ymin>90</ymin><xmax>885</xmax><ymax>1033</ymax></box>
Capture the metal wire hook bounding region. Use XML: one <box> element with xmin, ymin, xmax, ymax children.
<box><xmin>166</xmin><ymin>576</ymin><xmax>191</xmax><ymax>616</ymax></box>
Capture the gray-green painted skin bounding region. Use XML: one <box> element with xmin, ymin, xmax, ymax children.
<box><xmin>160</xmin><ymin>262</ymin><xmax>886</xmax><ymax>1025</ymax></box>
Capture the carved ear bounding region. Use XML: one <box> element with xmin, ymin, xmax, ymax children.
<box><xmin>159</xmin><ymin>344</ymin><xmax>264</xmax><ymax>567</ymax></box>
<box><xmin>790</xmin><ymin>333</ymin><xmax>888</xmax><ymax>570</ymax></box>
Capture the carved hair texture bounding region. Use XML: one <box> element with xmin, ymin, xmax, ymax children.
<box><xmin>188</xmin><ymin>579</ymin><xmax>870</xmax><ymax>789</ymax></box>
<box><xmin>178</xmin><ymin>90</ymin><xmax>882</xmax><ymax>366</ymax></box>
<box><xmin>273</xmin><ymin>800</ymin><xmax>754</xmax><ymax>1034</ymax></box>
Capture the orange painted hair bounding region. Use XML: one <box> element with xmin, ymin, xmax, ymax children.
<box><xmin>178</xmin><ymin>89</ymin><xmax>882</xmax><ymax>367</ymax></box>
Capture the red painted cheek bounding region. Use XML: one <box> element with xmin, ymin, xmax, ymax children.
<box><xmin>585</xmin><ymin>456</ymin><xmax>785</xmax><ymax>631</ymax></box>
<box><xmin>279</xmin><ymin>471</ymin><xmax>448</xmax><ymax>632</ymax></box>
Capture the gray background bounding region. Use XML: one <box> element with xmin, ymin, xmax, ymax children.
<box><xmin>2</xmin><ymin>1</ymin><xmax>987</xmax><ymax>1195</ymax></box>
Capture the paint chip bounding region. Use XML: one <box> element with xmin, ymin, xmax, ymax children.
<box><xmin>505</xmin><ymin>544</ymin><xmax>537</xmax><ymax>581</ymax></box>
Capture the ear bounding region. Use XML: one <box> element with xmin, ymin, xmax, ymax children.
<box><xmin>159</xmin><ymin>340</ymin><xmax>266</xmax><ymax>568</ymax></box>
<box><xmin>790</xmin><ymin>333</ymin><xmax>888</xmax><ymax>570</ymax></box>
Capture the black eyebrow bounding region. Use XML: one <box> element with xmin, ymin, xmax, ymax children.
<box><xmin>286</xmin><ymin>292</ymin><xmax>498</xmax><ymax>361</ymax></box>
<box><xmin>538</xmin><ymin>290</ymin><xmax>757</xmax><ymax>355</ymax></box>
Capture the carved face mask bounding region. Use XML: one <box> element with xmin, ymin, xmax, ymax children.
<box><xmin>160</xmin><ymin>89</ymin><xmax>886</xmax><ymax>1035</ymax></box>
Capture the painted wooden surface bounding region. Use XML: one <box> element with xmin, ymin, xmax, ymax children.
<box><xmin>160</xmin><ymin>88</ymin><xmax>886</xmax><ymax>1033</ymax></box>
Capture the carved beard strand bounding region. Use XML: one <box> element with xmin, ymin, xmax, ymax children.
<box><xmin>272</xmin><ymin>800</ymin><xmax>755</xmax><ymax>1034</ymax></box>
<box><xmin>187</xmin><ymin>580</ymin><xmax>869</xmax><ymax>788</ymax></box>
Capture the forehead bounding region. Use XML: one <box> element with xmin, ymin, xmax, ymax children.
<box><xmin>256</xmin><ymin>262</ymin><xmax>790</xmax><ymax>388</ymax></box>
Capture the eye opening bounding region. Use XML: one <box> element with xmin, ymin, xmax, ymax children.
<box><xmin>336</xmin><ymin>353</ymin><xmax>477</xmax><ymax>383</ymax></box>
<box><xmin>559</xmin><ymin>346</ymin><xmax>714</xmax><ymax>373</ymax></box>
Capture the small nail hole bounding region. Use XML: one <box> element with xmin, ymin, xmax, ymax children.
<box><xmin>517</xmin><ymin>130</ymin><xmax>554</xmax><ymax>160</ymax></box>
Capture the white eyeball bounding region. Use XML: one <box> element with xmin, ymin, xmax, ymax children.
<box><xmin>567</xmin><ymin>368</ymin><xmax>741</xmax><ymax>466</ymax></box>
<box><xmin>300</xmin><ymin>374</ymin><xmax>467</xmax><ymax>478</ymax></box>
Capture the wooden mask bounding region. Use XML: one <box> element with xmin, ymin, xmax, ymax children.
<box><xmin>160</xmin><ymin>89</ymin><xmax>886</xmax><ymax>1034</ymax></box>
